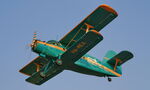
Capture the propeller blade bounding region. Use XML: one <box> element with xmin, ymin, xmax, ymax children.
<box><xmin>30</xmin><ymin>32</ymin><xmax>37</xmax><ymax>48</ymax></box>
<box><xmin>33</xmin><ymin>32</ymin><xmax>37</xmax><ymax>41</ymax></box>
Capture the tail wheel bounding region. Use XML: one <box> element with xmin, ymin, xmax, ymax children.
<box><xmin>108</xmin><ymin>77</ymin><xmax>112</xmax><ymax>82</ymax></box>
<box><xmin>55</xmin><ymin>59</ymin><xmax>62</xmax><ymax>65</ymax></box>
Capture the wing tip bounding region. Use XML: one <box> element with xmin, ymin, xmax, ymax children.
<box><xmin>19</xmin><ymin>69</ymin><xmax>31</xmax><ymax>76</ymax></box>
<box><xmin>90</xmin><ymin>30</ymin><xmax>102</xmax><ymax>36</ymax></box>
<box><xmin>26</xmin><ymin>79</ymin><xmax>42</xmax><ymax>85</ymax></box>
<box><xmin>99</xmin><ymin>4</ymin><xmax>118</xmax><ymax>16</ymax></box>
<box><xmin>122</xmin><ymin>50</ymin><xmax>134</xmax><ymax>59</ymax></box>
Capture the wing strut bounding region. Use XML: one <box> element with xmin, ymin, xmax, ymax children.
<box><xmin>65</xmin><ymin>23</ymin><xmax>94</xmax><ymax>49</ymax></box>
<box><xmin>85</xmin><ymin>23</ymin><xmax>94</xmax><ymax>33</ymax></box>
<box><xmin>113</xmin><ymin>58</ymin><xmax>122</xmax><ymax>71</ymax></box>
<box><xmin>65</xmin><ymin>28</ymin><xmax>81</xmax><ymax>49</ymax></box>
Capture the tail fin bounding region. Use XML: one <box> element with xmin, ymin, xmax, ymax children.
<box><xmin>102</xmin><ymin>50</ymin><xmax>117</xmax><ymax>63</ymax></box>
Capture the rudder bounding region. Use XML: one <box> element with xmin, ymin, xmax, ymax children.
<box><xmin>102</xmin><ymin>50</ymin><xmax>117</xmax><ymax>63</ymax></box>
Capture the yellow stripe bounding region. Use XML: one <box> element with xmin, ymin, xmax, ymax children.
<box><xmin>84</xmin><ymin>57</ymin><xmax>121</xmax><ymax>77</ymax></box>
<box><xmin>37</xmin><ymin>41</ymin><xmax>66</xmax><ymax>51</ymax></box>
<box><xmin>103</xmin><ymin>57</ymin><xmax>110</xmax><ymax>60</ymax></box>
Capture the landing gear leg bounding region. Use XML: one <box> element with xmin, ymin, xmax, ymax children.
<box><xmin>39</xmin><ymin>60</ymin><xmax>53</xmax><ymax>78</ymax></box>
<box><xmin>40</xmin><ymin>72</ymin><xmax>46</xmax><ymax>78</ymax></box>
<box><xmin>55</xmin><ymin>55</ymin><xmax>63</xmax><ymax>65</ymax></box>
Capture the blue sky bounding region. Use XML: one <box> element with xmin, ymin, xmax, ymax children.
<box><xmin>0</xmin><ymin>0</ymin><xmax>149</xmax><ymax>90</ymax></box>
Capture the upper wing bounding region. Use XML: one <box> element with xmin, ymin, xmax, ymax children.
<box><xmin>59</xmin><ymin>4</ymin><xmax>118</xmax><ymax>48</ymax></box>
<box><xmin>19</xmin><ymin>56</ymin><xmax>49</xmax><ymax>76</ymax></box>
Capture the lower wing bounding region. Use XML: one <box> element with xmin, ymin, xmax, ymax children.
<box><xmin>19</xmin><ymin>56</ymin><xmax>49</xmax><ymax>76</ymax></box>
<box><xmin>26</xmin><ymin>68</ymin><xmax>63</xmax><ymax>85</ymax></box>
<box><xmin>61</xmin><ymin>30</ymin><xmax>103</xmax><ymax>65</ymax></box>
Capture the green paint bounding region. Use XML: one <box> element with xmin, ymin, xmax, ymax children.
<box><xmin>19</xmin><ymin>5</ymin><xmax>133</xmax><ymax>85</ymax></box>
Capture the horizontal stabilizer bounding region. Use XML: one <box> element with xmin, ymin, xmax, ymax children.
<box><xmin>107</xmin><ymin>51</ymin><xmax>134</xmax><ymax>66</ymax></box>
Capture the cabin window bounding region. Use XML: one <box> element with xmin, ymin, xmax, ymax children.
<box><xmin>47</xmin><ymin>40</ymin><xmax>62</xmax><ymax>46</ymax></box>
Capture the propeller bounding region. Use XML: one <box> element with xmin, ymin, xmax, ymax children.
<box><xmin>30</xmin><ymin>32</ymin><xmax>37</xmax><ymax>48</ymax></box>
<box><xmin>24</xmin><ymin>32</ymin><xmax>37</xmax><ymax>59</ymax></box>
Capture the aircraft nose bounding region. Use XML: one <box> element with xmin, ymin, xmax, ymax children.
<box><xmin>30</xmin><ymin>40</ymin><xmax>37</xmax><ymax>50</ymax></box>
<box><xmin>30</xmin><ymin>32</ymin><xmax>38</xmax><ymax>49</ymax></box>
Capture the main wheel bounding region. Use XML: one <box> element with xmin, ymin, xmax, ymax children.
<box><xmin>55</xmin><ymin>59</ymin><xmax>62</xmax><ymax>65</ymax></box>
<box><xmin>40</xmin><ymin>72</ymin><xmax>46</xmax><ymax>78</ymax></box>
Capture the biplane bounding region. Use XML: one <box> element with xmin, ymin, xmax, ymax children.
<box><xmin>19</xmin><ymin>4</ymin><xmax>134</xmax><ymax>85</ymax></box>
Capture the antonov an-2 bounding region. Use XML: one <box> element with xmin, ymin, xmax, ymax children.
<box><xmin>19</xmin><ymin>4</ymin><xmax>134</xmax><ymax>85</ymax></box>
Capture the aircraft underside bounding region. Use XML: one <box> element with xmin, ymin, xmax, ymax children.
<box><xmin>66</xmin><ymin>63</ymin><xmax>106</xmax><ymax>77</ymax></box>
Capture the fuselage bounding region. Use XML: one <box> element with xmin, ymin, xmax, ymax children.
<box><xmin>32</xmin><ymin>40</ymin><xmax>122</xmax><ymax>77</ymax></box>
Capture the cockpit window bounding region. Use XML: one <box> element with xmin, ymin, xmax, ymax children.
<box><xmin>47</xmin><ymin>40</ymin><xmax>62</xmax><ymax>46</ymax></box>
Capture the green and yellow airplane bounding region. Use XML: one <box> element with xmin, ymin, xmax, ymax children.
<box><xmin>19</xmin><ymin>4</ymin><xmax>134</xmax><ymax>85</ymax></box>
